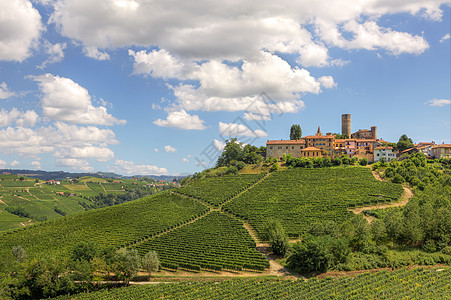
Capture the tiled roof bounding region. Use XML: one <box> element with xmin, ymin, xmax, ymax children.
<box><xmin>302</xmin><ymin>147</ymin><xmax>322</xmax><ymax>151</ymax></box>
<box><xmin>374</xmin><ymin>146</ymin><xmax>393</xmax><ymax>150</ymax></box>
<box><xmin>353</xmin><ymin>129</ymin><xmax>371</xmax><ymax>133</ymax></box>
<box><xmin>433</xmin><ymin>144</ymin><xmax>451</xmax><ymax>148</ymax></box>
<box><xmin>303</xmin><ymin>135</ymin><xmax>335</xmax><ymax>139</ymax></box>
<box><xmin>266</xmin><ymin>139</ymin><xmax>305</xmax><ymax>145</ymax></box>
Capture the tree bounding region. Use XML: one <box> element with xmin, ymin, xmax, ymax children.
<box><xmin>11</xmin><ymin>246</ymin><xmax>27</xmax><ymax>263</ymax></box>
<box><xmin>262</xmin><ymin>219</ymin><xmax>289</xmax><ymax>256</ymax></box>
<box><xmin>290</xmin><ymin>124</ymin><xmax>302</xmax><ymax>140</ymax></box>
<box><xmin>141</xmin><ymin>251</ymin><xmax>160</xmax><ymax>278</ymax></box>
<box><xmin>113</xmin><ymin>248</ymin><xmax>140</xmax><ymax>285</ymax></box>
<box><xmin>397</xmin><ymin>134</ymin><xmax>414</xmax><ymax>152</ymax></box>
<box><xmin>71</xmin><ymin>242</ymin><xmax>98</xmax><ymax>262</ymax></box>
<box><xmin>359</xmin><ymin>157</ymin><xmax>368</xmax><ymax>166</ymax></box>
<box><xmin>216</xmin><ymin>138</ymin><xmax>243</xmax><ymax>167</ymax></box>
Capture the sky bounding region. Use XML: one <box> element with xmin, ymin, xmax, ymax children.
<box><xmin>0</xmin><ymin>0</ymin><xmax>450</xmax><ymax>176</ymax></box>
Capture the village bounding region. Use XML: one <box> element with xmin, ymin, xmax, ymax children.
<box><xmin>266</xmin><ymin>114</ymin><xmax>451</xmax><ymax>163</ymax></box>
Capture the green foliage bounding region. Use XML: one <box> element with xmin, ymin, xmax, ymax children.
<box><xmin>133</xmin><ymin>212</ymin><xmax>268</xmax><ymax>272</ymax></box>
<box><xmin>359</xmin><ymin>157</ymin><xmax>368</xmax><ymax>166</ymax></box>
<box><xmin>141</xmin><ymin>251</ymin><xmax>160</xmax><ymax>276</ymax></box>
<box><xmin>269</xmin><ymin>163</ymin><xmax>278</xmax><ymax>172</ymax></box>
<box><xmin>11</xmin><ymin>246</ymin><xmax>27</xmax><ymax>263</ymax></box>
<box><xmin>178</xmin><ymin>173</ymin><xmax>265</xmax><ymax>207</ymax></box>
<box><xmin>262</xmin><ymin>219</ymin><xmax>289</xmax><ymax>256</ymax></box>
<box><xmin>397</xmin><ymin>134</ymin><xmax>414</xmax><ymax>152</ymax></box>
<box><xmin>0</xmin><ymin>193</ymin><xmax>208</xmax><ymax>261</ymax></box>
<box><xmin>216</xmin><ymin>139</ymin><xmax>264</xmax><ymax>168</ymax></box>
<box><xmin>289</xmin><ymin>124</ymin><xmax>302</xmax><ymax>140</ymax></box>
<box><xmin>56</xmin><ymin>268</ymin><xmax>451</xmax><ymax>299</ymax></box>
<box><xmin>71</xmin><ymin>242</ymin><xmax>98</xmax><ymax>262</ymax></box>
<box><xmin>224</xmin><ymin>168</ymin><xmax>403</xmax><ymax>239</ymax></box>
<box><xmin>113</xmin><ymin>249</ymin><xmax>141</xmax><ymax>285</ymax></box>
<box><xmin>5</xmin><ymin>206</ymin><xmax>31</xmax><ymax>218</ymax></box>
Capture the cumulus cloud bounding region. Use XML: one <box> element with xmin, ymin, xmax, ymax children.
<box><xmin>110</xmin><ymin>159</ymin><xmax>168</xmax><ymax>175</ymax></box>
<box><xmin>0</xmin><ymin>82</ymin><xmax>16</xmax><ymax>99</ymax></box>
<box><xmin>0</xmin><ymin>0</ymin><xmax>43</xmax><ymax>62</ymax></box>
<box><xmin>0</xmin><ymin>108</ymin><xmax>39</xmax><ymax>127</ymax></box>
<box><xmin>82</xmin><ymin>46</ymin><xmax>110</xmax><ymax>60</ymax></box>
<box><xmin>164</xmin><ymin>145</ymin><xmax>177</xmax><ymax>152</ymax></box>
<box><xmin>440</xmin><ymin>34</ymin><xmax>451</xmax><ymax>43</ymax></box>
<box><xmin>31</xmin><ymin>74</ymin><xmax>126</xmax><ymax>125</ymax></box>
<box><xmin>0</xmin><ymin>159</ymin><xmax>7</xmax><ymax>168</ymax></box>
<box><xmin>129</xmin><ymin>49</ymin><xmax>184</xmax><ymax>79</ymax></box>
<box><xmin>213</xmin><ymin>139</ymin><xmax>226</xmax><ymax>151</ymax></box>
<box><xmin>219</xmin><ymin>122</ymin><xmax>267</xmax><ymax>137</ymax></box>
<box><xmin>154</xmin><ymin>109</ymin><xmax>206</xmax><ymax>130</ymax></box>
<box><xmin>55</xmin><ymin>158</ymin><xmax>93</xmax><ymax>171</ymax></box>
<box><xmin>182</xmin><ymin>157</ymin><xmax>189</xmax><ymax>163</ymax></box>
<box><xmin>31</xmin><ymin>160</ymin><xmax>41</xmax><ymax>169</ymax></box>
<box><xmin>154</xmin><ymin>148</ymin><xmax>159</xmax><ymax>152</ymax></box>
<box><xmin>10</xmin><ymin>160</ymin><xmax>20</xmax><ymax>167</ymax></box>
<box><xmin>318</xmin><ymin>76</ymin><xmax>337</xmax><ymax>89</ymax></box>
<box><xmin>425</xmin><ymin>99</ymin><xmax>451</xmax><ymax>107</ymax></box>
<box><xmin>38</xmin><ymin>41</ymin><xmax>67</xmax><ymax>69</ymax></box>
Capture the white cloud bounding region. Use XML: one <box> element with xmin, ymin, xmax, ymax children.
<box><xmin>55</xmin><ymin>146</ymin><xmax>114</xmax><ymax>162</ymax></box>
<box><xmin>219</xmin><ymin>122</ymin><xmax>267</xmax><ymax>137</ymax></box>
<box><xmin>110</xmin><ymin>159</ymin><xmax>168</xmax><ymax>175</ymax></box>
<box><xmin>318</xmin><ymin>76</ymin><xmax>337</xmax><ymax>89</ymax></box>
<box><xmin>154</xmin><ymin>148</ymin><xmax>159</xmax><ymax>152</ymax></box>
<box><xmin>10</xmin><ymin>160</ymin><xmax>20</xmax><ymax>167</ymax></box>
<box><xmin>182</xmin><ymin>158</ymin><xmax>189</xmax><ymax>163</ymax></box>
<box><xmin>82</xmin><ymin>46</ymin><xmax>110</xmax><ymax>60</ymax></box>
<box><xmin>440</xmin><ymin>34</ymin><xmax>451</xmax><ymax>43</ymax></box>
<box><xmin>55</xmin><ymin>158</ymin><xmax>93</xmax><ymax>172</ymax></box>
<box><xmin>129</xmin><ymin>49</ymin><xmax>184</xmax><ymax>79</ymax></box>
<box><xmin>38</xmin><ymin>41</ymin><xmax>67</xmax><ymax>69</ymax></box>
<box><xmin>425</xmin><ymin>99</ymin><xmax>451</xmax><ymax>107</ymax></box>
<box><xmin>31</xmin><ymin>74</ymin><xmax>126</xmax><ymax>126</ymax></box>
<box><xmin>213</xmin><ymin>139</ymin><xmax>226</xmax><ymax>151</ymax></box>
<box><xmin>0</xmin><ymin>108</ymin><xmax>39</xmax><ymax>127</ymax></box>
<box><xmin>31</xmin><ymin>160</ymin><xmax>41</xmax><ymax>169</ymax></box>
<box><xmin>243</xmin><ymin>113</ymin><xmax>271</xmax><ymax>121</ymax></box>
<box><xmin>154</xmin><ymin>109</ymin><xmax>206</xmax><ymax>130</ymax></box>
<box><xmin>164</xmin><ymin>145</ymin><xmax>177</xmax><ymax>153</ymax></box>
<box><xmin>0</xmin><ymin>160</ymin><xmax>7</xmax><ymax>168</ymax></box>
<box><xmin>0</xmin><ymin>0</ymin><xmax>43</xmax><ymax>62</ymax></box>
<box><xmin>0</xmin><ymin>82</ymin><xmax>16</xmax><ymax>99</ymax></box>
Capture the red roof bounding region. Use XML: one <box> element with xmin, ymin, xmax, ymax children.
<box><xmin>303</xmin><ymin>135</ymin><xmax>334</xmax><ymax>139</ymax></box>
<box><xmin>266</xmin><ymin>139</ymin><xmax>305</xmax><ymax>145</ymax></box>
<box><xmin>433</xmin><ymin>144</ymin><xmax>451</xmax><ymax>148</ymax></box>
<box><xmin>374</xmin><ymin>146</ymin><xmax>393</xmax><ymax>150</ymax></box>
<box><xmin>302</xmin><ymin>147</ymin><xmax>322</xmax><ymax>151</ymax></box>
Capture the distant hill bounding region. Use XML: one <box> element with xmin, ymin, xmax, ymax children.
<box><xmin>0</xmin><ymin>169</ymin><xmax>186</xmax><ymax>182</ymax></box>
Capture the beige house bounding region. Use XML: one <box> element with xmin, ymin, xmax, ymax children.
<box><xmin>266</xmin><ymin>140</ymin><xmax>306</xmax><ymax>159</ymax></box>
<box><xmin>432</xmin><ymin>144</ymin><xmax>451</xmax><ymax>159</ymax></box>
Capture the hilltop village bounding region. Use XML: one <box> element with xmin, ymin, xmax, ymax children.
<box><xmin>266</xmin><ymin>114</ymin><xmax>450</xmax><ymax>163</ymax></box>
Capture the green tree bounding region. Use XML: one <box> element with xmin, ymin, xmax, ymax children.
<box><xmin>397</xmin><ymin>134</ymin><xmax>414</xmax><ymax>152</ymax></box>
<box><xmin>359</xmin><ymin>157</ymin><xmax>368</xmax><ymax>166</ymax></box>
<box><xmin>290</xmin><ymin>124</ymin><xmax>302</xmax><ymax>140</ymax></box>
<box><xmin>113</xmin><ymin>248</ymin><xmax>140</xmax><ymax>285</ymax></box>
<box><xmin>262</xmin><ymin>219</ymin><xmax>289</xmax><ymax>256</ymax></box>
<box><xmin>141</xmin><ymin>251</ymin><xmax>160</xmax><ymax>278</ymax></box>
<box><xmin>216</xmin><ymin>138</ymin><xmax>243</xmax><ymax>167</ymax></box>
<box><xmin>71</xmin><ymin>242</ymin><xmax>98</xmax><ymax>262</ymax></box>
<box><xmin>11</xmin><ymin>246</ymin><xmax>27</xmax><ymax>263</ymax></box>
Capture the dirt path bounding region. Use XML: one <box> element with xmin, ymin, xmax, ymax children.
<box><xmin>0</xmin><ymin>196</ymin><xmax>7</xmax><ymax>206</ymax></box>
<box><xmin>243</xmin><ymin>222</ymin><xmax>260</xmax><ymax>242</ymax></box>
<box><xmin>349</xmin><ymin>171</ymin><xmax>414</xmax><ymax>222</ymax></box>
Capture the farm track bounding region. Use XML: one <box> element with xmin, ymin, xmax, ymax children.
<box><xmin>0</xmin><ymin>196</ymin><xmax>7</xmax><ymax>206</ymax></box>
<box><xmin>348</xmin><ymin>171</ymin><xmax>414</xmax><ymax>223</ymax></box>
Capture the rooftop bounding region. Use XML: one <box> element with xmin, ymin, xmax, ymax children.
<box><xmin>266</xmin><ymin>139</ymin><xmax>305</xmax><ymax>145</ymax></box>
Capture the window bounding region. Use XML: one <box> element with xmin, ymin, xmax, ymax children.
<box><xmin>278</xmin><ymin>146</ymin><xmax>282</xmax><ymax>149</ymax></box>
<box><xmin>286</xmin><ymin>146</ymin><xmax>288</xmax><ymax>149</ymax></box>
<box><xmin>269</xmin><ymin>146</ymin><xmax>273</xmax><ymax>149</ymax></box>
<box><xmin>292</xmin><ymin>146</ymin><xmax>294</xmax><ymax>149</ymax></box>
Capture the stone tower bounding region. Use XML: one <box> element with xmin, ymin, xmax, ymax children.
<box><xmin>342</xmin><ymin>114</ymin><xmax>351</xmax><ymax>137</ymax></box>
<box><xmin>371</xmin><ymin>126</ymin><xmax>377</xmax><ymax>140</ymax></box>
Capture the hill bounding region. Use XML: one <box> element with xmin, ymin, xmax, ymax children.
<box><xmin>1</xmin><ymin>162</ymin><xmax>449</xmax><ymax>299</ymax></box>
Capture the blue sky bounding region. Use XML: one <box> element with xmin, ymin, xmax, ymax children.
<box><xmin>0</xmin><ymin>0</ymin><xmax>450</xmax><ymax>176</ymax></box>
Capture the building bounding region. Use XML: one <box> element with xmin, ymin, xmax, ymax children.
<box><xmin>351</xmin><ymin>126</ymin><xmax>377</xmax><ymax>140</ymax></box>
<box><xmin>303</xmin><ymin>127</ymin><xmax>335</xmax><ymax>154</ymax></box>
<box><xmin>300</xmin><ymin>147</ymin><xmax>322</xmax><ymax>158</ymax></box>
<box><xmin>432</xmin><ymin>144</ymin><xmax>451</xmax><ymax>159</ymax></box>
<box><xmin>341</xmin><ymin>114</ymin><xmax>351</xmax><ymax>137</ymax></box>
<box><xmin>374</xmin><ymin>146</ymin><xmax>395</xmax><ymax>162</ymax></box>
<box><xmin>266</xmin><ymin>139</ymin><xmax>306</xmax><ymax>159</ymax></box>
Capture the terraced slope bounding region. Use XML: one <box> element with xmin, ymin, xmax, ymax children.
<box><xmin>132</xmin><ymin>212</ymin><xmax>269</xmax><ymax>271</ymax></box>
<box><xmin>177</xmin><ymin>173</ymin><xmax>266</xmax><ymax>207</ymax></box>
<box><xmin>223</xmin><ymin>167</ymin><xmax>404</xmax><ymax>238</ymax></box>
<box><xmin>0</xmin><ymin>193</ymin><xmax>208</xmax><ymax>259</ymax></box>
<box><xmin>57</xmin><ymin>267</ymin><xmax>451</xmax><ymax>299</ymax></box>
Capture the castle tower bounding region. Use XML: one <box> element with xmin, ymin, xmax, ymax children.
<box><xmin>371</xmin><ymin>126</ymin><xmax>377</xmax><ymax>140</ymax></box>
<box><xmin>342</xmin><ymin>114</ymin><xmax>351</xmax><ymax>137</ymax></box>
<box><xmin>316</xmin><ymin>126</ymin><xmax>322</xmax><ymax>136</ymax></box>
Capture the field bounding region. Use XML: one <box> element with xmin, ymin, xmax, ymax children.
<box><xmin>177</xmin><ymin>173</ymin><xmax>265</xmax><ymax>206</ymax></box>
<box><xmin>57</xmin><ymin>267</ymin><xmax>451</xmax><ymax>299</ymax></box>
<box><xmin>133</xmin><ymin>212</ymin><xmax>269</xmax><ymax>271</ymax></box>
<box><xmin>0</xmin><ymin>193</ymin><xmax>208</xmax><ymax>259</ymax></box>
<box><xmin>223</xmin><ymin>167</ymin><xmax>404</xmax><ymax>238</ymax></box>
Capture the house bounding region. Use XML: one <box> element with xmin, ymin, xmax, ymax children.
<box><xmin>300</xmin><ymin>147</ymin><xmax>322</xmax><ymax>158</ymax></box>
<box><xmin>266</xmin><ymin>139</ymin><xmax>306</xmax><ymax>159</ymax></box>
<box><xmin>432</xmin><ymin>144</ymin><xmax>451</xmax><ymax>159</ymax></box>
<box><xmin>374</xmin><ymin>146</ymin><xmax>395</xmax><ymax>162</ymax></box>
<box><xmin>303</xmin><ymin>127</ymin><xmax>335</xmax><ymax>155</ymax></box>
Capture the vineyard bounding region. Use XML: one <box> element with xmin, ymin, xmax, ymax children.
<box><xmin>57</xmin><ymin>267</ymin><xmax>450</xmax><ymax>299</ymax></box>
<box><xmin>177</xmin><ymin>173</ymin><xmax>266</xmax><ymax>206</ymax></box>
<box><xmin>0</xmin><ymin>193</ymin><xmax>208</xmax><ymax>259</ymax></box>
<box><xmin>223</xmin><ymin>167</ymin><xmax>404</xmax><ymax>238</ymax></box>
<box><xmin>133</xmin><ymin>212</ymin><xmax>269</xmax><ymax>271</ymax></box>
